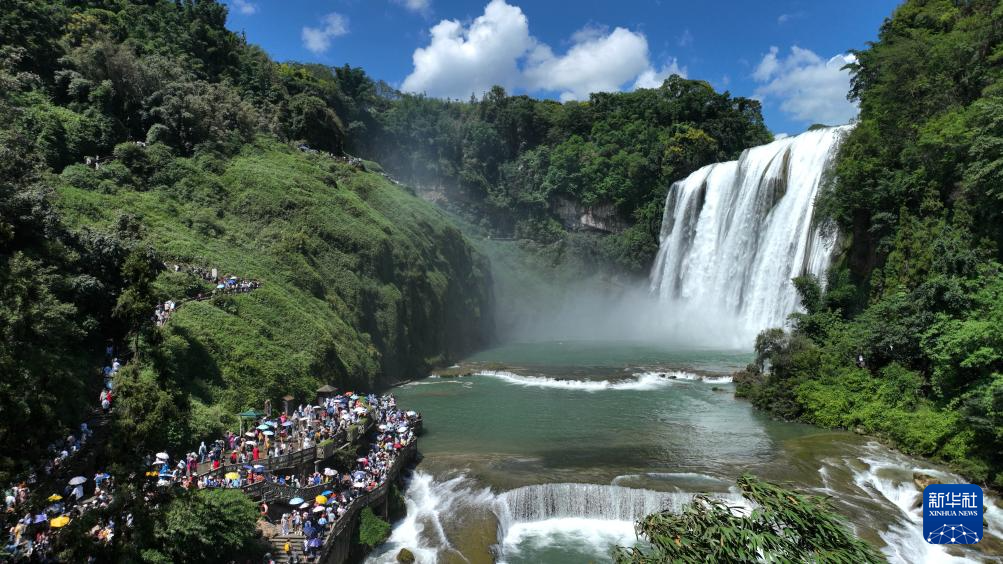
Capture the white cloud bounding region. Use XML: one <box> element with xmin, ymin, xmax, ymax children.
<box><xmin>752</xmin><ymin>45</ymin><xmax>858</xmax><ymax>125</ymax></box>
<box><xmin>401</xmin><ymin>0</ymin><xmax>533</xmax><ymax>97</ymax></box>
<box><xmin>401</xmin><ymin>0</ymin><xmax>679</xmax><ymax>101</ymax></box>
<box><xmin>302</xmin><ymin>13</ymin><xmax>349</xmax><ymax>55</ymax></box>
<box><xmin>777</xmin><ymin>12</ymin><xmax>804</xmax><ymax>25</ymax></box>
<box><xmin>632</xmin><ymin>58</ymin><xmax>688</xmax><ymax>90</ymax></box>
<box><xmin>525</xmin><ymin>27</ymin><xmax>652</xmax><ymax>101</ymax></box>
<box><xmin>395</xmin><ymin>0</ymin><xmax>431</xmax><ymax>15</ymax></box>
<box><xmin>231</xmin><ymin>0</ymin><xmax>257</xmax><ymax>15</ymax></box>
<box><xmin>677</xmin><ymin>28</ymin><xmax>693</xmax><ymax>47</ymax></box>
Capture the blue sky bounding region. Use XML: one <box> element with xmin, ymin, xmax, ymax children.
<box><xmin>224</xmin><ymin>0</ymin><xmax>901</xmax><ymax>135</ymax></box>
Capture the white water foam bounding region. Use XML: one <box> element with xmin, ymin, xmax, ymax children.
<box><xmin>365</xmin><ymin>472</ymin><xmax>494</xmax><ymax>564</ymax></box>
<box><xmin>477</xmin><ymin>370</ymin><xmax>695</xmax><ymax>391</ymax></box>
<box><xmin>498</xmin><ymin>518</ymin><xmax>637</xmax><ymax>563</ymax></box>
<box><xmin>375</xmin><ymin>472</ymin><xmax>749</xmax><ymax>563</ymax></box>
<box><xmin>843</xmin><ymin>444</ymin><xmax>997</xmax><ymax>563</ymax></box>
<box><xmin>632</xmin><ymin>371</ymin><xmax>733</xmax><ymax>384</ymax></box>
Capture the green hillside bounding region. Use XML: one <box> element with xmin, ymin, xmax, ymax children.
<box><xmin>54</xmin><ymin>139</ymin><xmax>491</xmax><ymax>445</ymax></box>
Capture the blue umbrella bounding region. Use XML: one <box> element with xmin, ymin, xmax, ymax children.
<box><xmin>33</xmin><ymin>514</ymin><xmax>47</xmax><ymax>524</ymax></box>
<box><xmin>321</xmin><ymin>490</ymin><xmax>333</xmax><ymax>496</ymax></box>
<box><xmin>256</xmin><ymin>424</ymin><xmax>269</xmax><ymax>431</ymax></box>
<box><xmin>263</xmin><ymin>430</ymin><xmax>274</xmax><ymax>436</ymax></box>
<box><xmin>288</xmin><ymin>497</ymin><xmax>304</xmax><ymax>505</ymax></box>
<box><xmin>318</xmin><ymin>517</ymin><xmax>327</xmax><ymax>526</ymax></box>
<box><xmin>308</xmin><ymin>538</ymin><xmax>322</xmax><ymax>548</ymax></box>
<box><xmin>242</xmin><ymin>465</ymin><xmax>253</xmax><ymax>470</ymax></box>
<box><xmin>265</xmin><ymin>421</ymin><xmax>277</xmax><ymax>427</ymax></box>
<box><xmin>282</xmin><ymin>421</ymin><xmax>294</xmax><ymax>427</ymax></box>
<box><xmin>253</xmin><ymin>464</ymin><xmax>266</xmax><ymax>471</ymax></box>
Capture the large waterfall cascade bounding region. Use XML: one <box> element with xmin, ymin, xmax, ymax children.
<box><xmin>649</xmin><ymin>126</ymin><xmax>851</xmax><ymax>345</ymax></box>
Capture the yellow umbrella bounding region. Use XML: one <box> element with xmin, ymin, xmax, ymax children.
<box><xmin>47</xmin><ymin>494</ymin><xmax>62</xmax><ymax>502</ymax></box>
<box><xmin>225</xmin><ymin>472</ymin><xmax>240</xmax><ymax>480</ymax></box>
<box><xmin>50</xmin><ymin>516</ymin><xmax>70</xmax><ymax>528</ymax></box>
<box><xmin>315</xmin><ymin>495</ymin><xmax>327</xmax><ymax>505</ymax></box>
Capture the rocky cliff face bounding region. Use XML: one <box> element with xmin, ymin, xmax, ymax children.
<box><xmin>552</xmin><ymin>197</ymin><xmax>628</xmax><ymax>234</ymax></box>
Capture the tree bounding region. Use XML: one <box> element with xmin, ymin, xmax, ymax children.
<box><xmin>614</xmin><ymin>474</ymin><xmax>883</xmax><ymax>563</ymax></box>
<box><xmin>113</xmin><ymin>247</ymin><xmax>160</xmax><ymax>354</ymax></box>
<box><xmin>146</xmin><ymin>79</ymin><xmax>255</xmax><ymax>154</ymax></box>
<box><xmin>148</xmin><ymin>489</ymin><xmax>265</xmax><ymax>563</ymax></box>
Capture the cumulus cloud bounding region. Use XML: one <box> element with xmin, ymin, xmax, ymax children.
<box><xmin>401</xmin><ymin>0</ymin><xmax>679</xmax><ymax>101</ymax></box>
<box><xmin>525</xmin><ymin>27</ymin><xmax>652</xmax><ymax>101</ymax></box>
<box><xmin>401</xmin><ymin>0</ymin><xmax>532</xmax><ymax>97</ymax></box>
<box><xmin>394</xmin><ymin>0</ymin><xmax>431</xmax><ymax>15</ymax></box>
<box><xmin>632</xmin><ymin>59</ymin><xmax>688</xmax><ymax>90</ymax></box>
<box><xmin>302</xmin><ymin>13</ymin><xmax>349</xmax><ymax>55</ymax></box>
<box><xmin>752</xmin><ymin>46</ymin><xmax>858</xmax><ymax>126</ymax></box>
<box><xmin>230</xmin><ymin>0</ymin><xmax>257</xmax><ymax>15</ymax></box>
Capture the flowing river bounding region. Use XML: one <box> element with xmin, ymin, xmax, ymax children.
<box><xmin>367</xmin><ymin>341</ymin><xmax>1003</xmax><ymax>564</ymax></box>
<box><xmin>365</xmin><ymin>128</ymin><xmax>1001</xmax><ymax>563</ymax></box>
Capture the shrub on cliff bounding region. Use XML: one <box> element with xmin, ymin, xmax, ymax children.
<box><xmin>357</xmin><ymin>506</ymin><xmax>391</xmax><ymax>548</ymax></box>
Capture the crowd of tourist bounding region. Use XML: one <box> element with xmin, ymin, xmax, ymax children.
<box><xmin>153</xmin><ymin>264</ymin><xmax>262</xmax><ymax>327</ymax></box>
<box><xmin>2</xmin><ymin>344</ymin><xmax>124</xmax><ymax>560</ymax></box>
<box><xmin>273</xmin><ymin>394</ymin><xmax>418</xmax><ymax>560</ymax></box>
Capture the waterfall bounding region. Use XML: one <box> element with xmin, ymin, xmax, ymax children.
<box><xmin>649</xmin><ymin>126</ymin><xmax>851</xmax><ymax>346</ymax></box>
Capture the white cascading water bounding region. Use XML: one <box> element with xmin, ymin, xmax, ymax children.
<box><xmin>650</xmin><ymin>126</ymin><xmax>851</xmax><ymax>346</ymax></box>
<box><xmin>368</xmin><ymin>472</ymin><xmax>748</xmax><ymax>564</ymax></box>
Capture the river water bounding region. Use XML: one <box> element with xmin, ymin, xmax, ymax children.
<box><xmin>367</xmin><ymin>341</ymin><xmax>1002</xmax><ymax>563</ymax></box>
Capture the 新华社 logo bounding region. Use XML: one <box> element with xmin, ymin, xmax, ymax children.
<box><xmin>923</xmin><ymin>483</ymin><xmax>983</xmax><ymax>544</ymax></box>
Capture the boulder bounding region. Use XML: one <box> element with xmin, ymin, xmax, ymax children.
<box><xmin>913</xmin><ymin>472</ymin><xmax>943</xmax><ymax>491</ymax></box>
<box><xmin>397</xmin><ymin>548</ymin><xmax>416</xmax><ymax>563</ymax></box>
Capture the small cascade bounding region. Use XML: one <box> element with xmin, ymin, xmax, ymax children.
<box><xmin>650</xmin><ymin>126</ymin><xmax>851</xmax><ymax>346</ymax></box>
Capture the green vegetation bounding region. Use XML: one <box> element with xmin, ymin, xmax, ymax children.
<box><xmin>357</xmin><ymin>506</ymin><xmax>391</xmax><ymax>548</ymax></box>
<box><xmin>350</xmin><ymin>82</ymin><xmax>772</xmax><ymax>274</ymax></box>
<box><xmin>614</xmin><ymin>474</ymin><xmax>883</xmax><ymax>563</ymax></box>
<box><xmin>739</xmin><ymin>0</ymin><xmax>1003</xmax><ymax>488</ymax></box>
<box><xmin>146</xmin><ymin>488</ymin><xmax>266</xmax><ymax>563</ymax></box>
<box><xmin>0</xmin><ymin>0</ymin><xmax>491</xmax><ymax>482</ymax></box>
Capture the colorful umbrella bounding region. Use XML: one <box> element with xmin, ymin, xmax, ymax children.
<box><xmin>225</xmin><ymin>472</ymin><xmax>240</xmax><ymax>480</ymax></box>
<box><xmin>49</xmin><ymin>516</ymin><xmax>70</xmax><ymax>528</ymax></box>
<box><xmin>315</xmin><ymin>495</ymin><xmax>327</xmax><ymax>504</ymax></box>
<box><xmin>47</xmin><ymin>494</ymin><xmax>62</xmax><ymax>502</ymax></box>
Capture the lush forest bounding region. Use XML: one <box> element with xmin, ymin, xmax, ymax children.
<box><xmin>1</xmin><ymin>0</ymin><xmax>491</xmax><ymax>508</ymax></box>
<box><xmin>347</xmin><ymin>81</ymin><xmax>772</xmax><ymax>273</ymax></box>
<box><xmin>738</xmin><ymin>0</ymin><xmax>1003</xmax><ymax>489</ymax></box>
<box><xmin>7</xmin><ymin>0</ymin><xmax>1003</xmax><ymax>559</ymax></box>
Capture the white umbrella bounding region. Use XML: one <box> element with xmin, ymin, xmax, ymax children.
<box><xmin>299</xmin><ymin>502</ymin><xmax>310</xmax><ymax>509</ymax></box>
<box><xmin>68</xmin><ymin>476</ymin><xmax>87</xmax><ymax>486</ymax></box>
<box><xmin>323</xmin><ymin>468</ymin><xmax>336</xmax><ymax>476</ymax></box>
<box><xmin>312</xmin><ymin>506</ymin><xmax>325</xmax><ymax>513</ymax></box>
<box><xmin>155</xmin><ymin>452</ymin><xmax>169</xmax><ymax>461</ymax></box>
